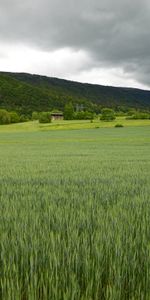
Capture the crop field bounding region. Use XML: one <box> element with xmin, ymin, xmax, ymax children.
<box><xmin>0</xmin><ymin>125</ymin><xmax>150</xmax><ymax>299</ymax></box>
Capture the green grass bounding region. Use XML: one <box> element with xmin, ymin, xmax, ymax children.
<box><xmin>0</xmin><ymin>126</ymin><xmax>150</xmax><ymax>299</ymax></box>
<box><xmin>0</xmin><ymin>117</ymin><xmax>149</xmax><ymax>132</ymax></box>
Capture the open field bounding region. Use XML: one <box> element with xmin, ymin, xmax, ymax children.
<box><xmin>0</xmin><ymin>116</ymin><xmax>149</xmax><ymax>132</ymax></box>
<box><xmin>0</xmin><ymin>125</ymin><xmax>150</xmax><ymax>299</ymax></box>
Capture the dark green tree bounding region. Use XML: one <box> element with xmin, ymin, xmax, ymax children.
<box><xmin>9</xmin><ymin>111</ymin><xmax>20</xmax><ymax>123</ymax></box>
<box><xmin>64</xmin><ymin>103</ymin><xmax>74</xmax><ymax>120</ymax></box>
<box><xmin>74</xmin><ymin>111</ymin><xmax>94</xmax><ymax>120</ymax></box>
<box><xmin>100</xmin><ymin>108</ymin><xmax>116</xmax><ymax>121</ymax></box>
<box><xmin>39</xmin><ymin>112</ymin><xmax>51</xmax><ymax>123</ymax></box>
<box><xmin>32</xmin><ymin>111</ymin><xmax>39</xmax><ymax>120</ymax></box>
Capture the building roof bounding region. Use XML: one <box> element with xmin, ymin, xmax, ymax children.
<box><xmin>51</xmin><ymin>112</ymin><xmax>63</xmax><ymax>116</ymax></box>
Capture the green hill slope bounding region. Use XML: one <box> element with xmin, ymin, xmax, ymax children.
<box><xmin>0</xmin><ymin>71</ymin><xmax>150</xmax><ymax>114</ymax></box>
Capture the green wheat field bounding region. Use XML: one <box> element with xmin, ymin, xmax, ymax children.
<box><xmin>0</xmin><ymin>123</ymin><xmax>150</xmax><ymax>299</ymax></box>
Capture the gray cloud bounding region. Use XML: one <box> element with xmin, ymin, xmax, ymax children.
<box><xmin>0</xmin><ymin>0</ymin><xmax>150</xmax><ymax>87</ymax></box>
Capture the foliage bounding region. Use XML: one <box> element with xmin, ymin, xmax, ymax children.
<box><xmin>0</xmin><ymin>117</ymin><xmax>149</xmax><ymax>133</ymax></box>
<box><xmin>19</xmin><ymin>114</ymin><xmax>29</xmax><ymax>122</ymax></box>
<box><xmin>51</xmin><ymin>109</ymin><xmax>63</xmax><ymax>113</ymax></box>
<box><xmin>0</xmin><ymin>127</ymin><xmax>150</xmax><ymax>299</ymax></box>
<box><xmin>0</xmin><ymin>72</ymin><xmax>150</xmax><ymax>117</ymax></box>
<box><xmin>0</xmin><ymin>109</ymin><xmax>11</xmax><ymax>124</ymax></box>
<box><xmin>9</xmin><ymin>111</ymin><xmax>20</xmax><ymax>123</ymax></box>
<box><xmin>126</xmin><ymin>112</ymin><xmax>150</xmax><ymax>120</ymax></box>
<box><xmin>126</xmin><ymin>109</ymin><xmax>137</xmax><ymax>116</ymax></box>
<box><xmin>100</xmin><ymin>108</ymin><xmax>116</xmax><ymax>121</ymax></box>
<box><xmin>0</xmin><ymin>109</ymin><xmax>28</xmax><ymax>124</ymax></box>
<box><xmin>115</xmin><ymin>123</ymin><xmax>124</xmax><ymax>127</ymax></box>
<box><xmin>64</xmin><ymin>102</ymin><xmax>74</xmax><ymax>120</ymax></box>
<box><xmin>115</xmin><ymin>111</ymin><xmax>126</xmax><ymax>116</ymax></box>
<box><xmin>74</xmin><ymin>111</ymin><xmax>94</xmax><ymax>120</ymax></box>
<box><xmin>32</xmin><ymin>111</ymin><xmax>39</xmax><ymax>120</ymax></box>
<box><xmin>39</xmin><ymin>112</ymin><xmax>51</xmax><ymax>123</ymax></box>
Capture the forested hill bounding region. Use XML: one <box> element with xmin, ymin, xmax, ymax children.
<box><xmin>0</xmin><ymin>71</ymin><xmax>150</xmax><ymax>114</ymax></box>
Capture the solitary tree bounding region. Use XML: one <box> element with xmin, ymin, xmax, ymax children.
<box><xmin>39</xmin><ymin>112</ymin><xmax>51</xmax><ymax>123</ymax></box>
<box><xmin>0</xmin><ymin>109</ymin><xmax>11</xmax><ymax>124</ymax></box>
<box><xmin>64</xmin><ymin>102</ymin><xmax>74</xmax><ymax>120</ymax></box>
<box><xmin>100</xmin><ymin>108</ymin><xmax>116</xmax><ymax>121</ymax></box>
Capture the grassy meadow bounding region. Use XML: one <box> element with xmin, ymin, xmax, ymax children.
<box><xmin>0</xmin><ymin>122</ymin><xmax>150</xmax><ymax>299</ymax></box>
<box><xmin>0</xmin><ymin>116</ymin><xmax>149</xmax><ymax>132</ymax></box>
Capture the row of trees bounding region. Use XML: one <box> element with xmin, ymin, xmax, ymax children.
<box><xmin>35</xmin><ymin>108</ymin><xmax>116</xmax><ymax>123</ymax></box>
<box><xmin>0</xmin><ymin>106</ymin><xmax>150</xmax><ymax>125</ymax></box>
<box><xmin>31</xmin><ymin>104</ymin><xmax>95</xmax><ymax>123</ymax></box>
<box><xmin>0</xmin><ymin>107</ymin><xmax>110</xmax><ymax>125</ymax></box>
<box><xmin>64</xmin><ymin>104</ymin><xmax>150</xmax><ymax>121</ymax></box>
<box><xmin>64</xmin><ymin>103</ymin><xmax>94</xmax><ymax>120</ymax></box>
<box><xmin>64</xmin><ymin>103</ymin><xmax>117</xmax><ymax>121</ymax></box>
<box><xmin>0</xmin><ymin>109</ymin><xmax>28</xmax><ymax>125</ymax></box>
<box><xmin>0</xmin><ymin>109</ymin><xmax>52</xmax><ymax>125</ymax></box>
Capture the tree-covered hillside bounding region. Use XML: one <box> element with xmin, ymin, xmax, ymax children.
<box><xmin>0</xmin><ymin>71</ymin><xmax>150</xmax><ymax>115</ymax></box>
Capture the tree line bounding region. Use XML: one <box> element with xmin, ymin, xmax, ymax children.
<box><xmin>0</xmin><ymin>104</ymin><xmax>150</xmax><ymax>125</ymax></box>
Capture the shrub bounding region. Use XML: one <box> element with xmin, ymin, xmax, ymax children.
<box><xmin>0</xmin><ymin>109</ymin><xmax>11</xmax><ymax>124</ymax></box>
<box><xmin>115</xmin><ymin>124</ymin><xmax>124</xmax><ymax>127</ymax></box>
<box><xmin>9</xmin><ymin>111</ymin><xmax>20</xmax><ymax>123</ymax></box>
<box><xmin>39</xmin><ymin>112</ymin><xmax>51</xmax><ymax>123</ymax></box>
<box><xmin>74</xmin><ymin>111</ymin><xmax>94</xmax><ymax>120</ymax></box>
<box><xmin>32</xmin><ymin>111</ymin><xmax>39</xmax><ymax>120</ymax></box>
<box><xmin>100</xmin><ymin>108</ymin><xmax>116</xmax><ymax>121</ymax></box>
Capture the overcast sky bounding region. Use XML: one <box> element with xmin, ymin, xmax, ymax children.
<box><xmin>0</xmin><ymin>0</ymin><xmax>150</xmax><ymax>90</ymax></box>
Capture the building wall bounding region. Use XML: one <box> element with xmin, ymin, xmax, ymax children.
<box><xmin>51</xmin><ymin>115</ymin><xmax>63</xmax><ymax>121</ymax></box>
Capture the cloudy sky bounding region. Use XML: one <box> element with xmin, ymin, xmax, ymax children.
<box><xmin>0</xmin><ymin>0</ymin><xmax>150</xmax><ymax>89</ymax></box>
